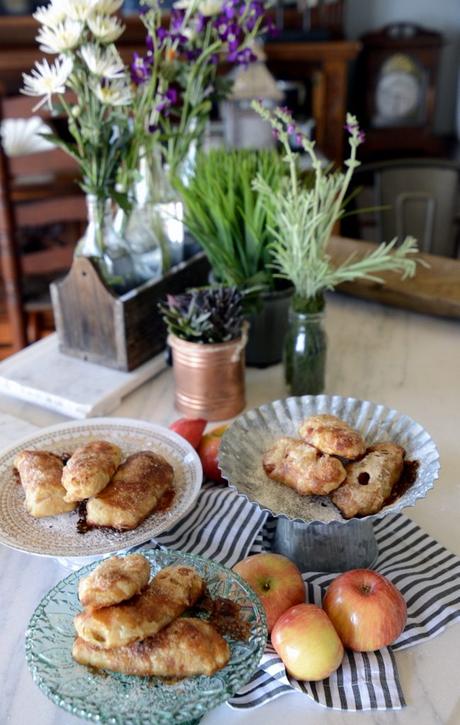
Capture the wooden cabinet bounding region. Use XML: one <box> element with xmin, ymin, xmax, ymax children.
<box><xmin>0</xmin><ymin>16</ymin><xmax>360</xmax><ymax>164</ymax></box>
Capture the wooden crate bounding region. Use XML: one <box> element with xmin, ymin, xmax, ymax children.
<box><xmin>50</xmin><ymin>253</ymin><xmax>210</xmax><ymax>371</ymax></box>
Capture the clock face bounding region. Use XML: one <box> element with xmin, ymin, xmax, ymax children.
<box><xmin>376</xmin><ymin>71</ymin><xmax>420</xmax><ymax>121</ymax></box>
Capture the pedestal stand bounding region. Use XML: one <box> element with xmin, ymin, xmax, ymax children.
<box><xmin>273</xmin><ymin>517</ymin><xmax>378</xmax><ymax>573</ymax></box>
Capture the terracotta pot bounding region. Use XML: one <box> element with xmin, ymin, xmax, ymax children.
<box><xmin>168</xmin><ymin>328</ymin><xmax>247</xmax><ymax>420</ymax></box>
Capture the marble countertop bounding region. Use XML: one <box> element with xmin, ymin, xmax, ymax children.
<box><xmin>1</xmin><ymin>294</ymin><xmax>459</xmax><ymax>725</ymax></box>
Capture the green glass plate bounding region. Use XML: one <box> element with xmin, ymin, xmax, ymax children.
<box><xmin>25</xmin><ymin>549</ymin><xmax>268</xmax><ymax>724</ymax></box>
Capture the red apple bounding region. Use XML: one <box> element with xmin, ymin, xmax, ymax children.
<box><xmin>169</xmin><ymin>418</ymin><xmax>207</xmax><ymax>449</ymax></box>
<box><xmin>272</xmin><ymin>603</ymin><xmax>344</xmax><ymax>681</ymax></box>
<box><xmin>323</xmin><ymin>569</ymin><xmax>407</xmax><ymax>652</ymax></box>
<box><xmin>197</xmin><ymin>424</ymin><xmax>228</xmax><ymax>482</ymax></box>
<box><xmin>232</xmin><ymin>553</ymin><xmax>305</xmax><ymax>632</ymax></box>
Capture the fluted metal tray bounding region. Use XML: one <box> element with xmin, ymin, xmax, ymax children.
<box><xmin>219</xmin><ymin>395</ymin><xmax>440</xmax><ymax>526</ymax></box>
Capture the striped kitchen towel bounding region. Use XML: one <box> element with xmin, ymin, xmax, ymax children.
<box><xmin>146</xmin><ymin>481</ymin><xmax>267</xmax><ymax>568</ymax></box>
<box><xmin>229</xmin><ymin>512</ymin><xmax>460</xmax><ymax>712</ymax></box>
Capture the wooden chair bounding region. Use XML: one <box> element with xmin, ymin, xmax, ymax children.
<box><xmin>344</xmin><ymin>158</ymin><xmax>460</xmax><ymax>258</ymax></box>
<box><xmin>0</xmin><ymin>92</ymin><xmax>87</xmax><ymax>351</ymax></box>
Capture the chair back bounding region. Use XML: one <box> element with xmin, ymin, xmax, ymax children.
<box><xmin>364</xmin><ymin>159</ymin><xmax>460</xmax><ymax>258</ymax></box>
<box><xmin>0</xmin><ymin>90</ymin><xmax>86</xmax><ymax>351</ymax></box>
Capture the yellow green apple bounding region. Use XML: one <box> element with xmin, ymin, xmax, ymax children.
<box><xmin>271</xmin><ymin>603</ymin><xmax>344</xmax><ymax>681</ymax></box>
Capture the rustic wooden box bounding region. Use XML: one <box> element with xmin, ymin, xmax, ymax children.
<box><xmin>50</xmin><ymin>253</ymin><xmax>210</xmax><ymax>372</ymax></box>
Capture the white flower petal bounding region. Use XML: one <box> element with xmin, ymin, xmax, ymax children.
<box><xmin>87</xmin><ymin>15</ymin><xmax>125</xmax><ymax>44</ymax></box>
<box><xmin>36</xmin><ymin>20</ymin><xmax>84</xmax><ymax>54</ymax></box>
<box><xmin>91</xmin><ymin>0</ymin><xmax>124</xmax><ymax>15</ymax></box>
<box><xmin>21</xmin><ymin>56</ymin><xmax>73</xmax><ymax>110</ymax></box>
<box><xmin>80</xmin><ymin>43</ymin><xmax>126</xmax><ymax>78</ymax></box>
<box><xmin>67</xmin><ymin>0</ymin><xmax>96</xmax><ymax>22</ymax></box>
<box><xmin>33</xmin><ymin>0</ymin><xmax>68</xmax><ymax>28</ymax></box>
<box><xmin>94</xmin><ymin>79</ymin><xmax>131</xmax><ymax>106</ymax></box>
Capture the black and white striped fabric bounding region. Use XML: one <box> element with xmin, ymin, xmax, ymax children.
<box><xmin>229</xmin><ymin>512</ymin><xmax>460</xmax><ymax>712</ymax></box>
<box><xmin>136</xmin><ymin>483</ymin><xmax>460</xmax><ymax>712</ymax></box>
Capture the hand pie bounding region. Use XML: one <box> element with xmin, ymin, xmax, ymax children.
<box><xmin>85</xmin><ymin>451</ymin><xmax>174</xmax><ymax>530</ymax></box>
<box><xmin>14</xmin><ymin>450</ymin><xmax>75</xmax><ymax>518</ymax></box>
<box><xmin>73</xmin><ymin>618</ymin><xmax>230</xmax><ymax>677</ymax></box>
<box><xmin>331</xmin><ymin>442</ymin><xmax>405</xmax><ymax>518</ymax></box>
<box><xmin>62</xmin><ymin>440</ymin><xmax>121</xmax><ymax>502</ymax></box>
<box><xmin>299</xmin><ymin>414</ymin><xmax>366</xmax><ymax>460</ymax></box>
<box><xmin>74</xmin><ymin>564</ymin><xmax>205</xmax><ymax>649</ymax></box>
<box><xmin>263</xmin><ymin>437</ymin><xmax>346</xmax><ymax>495</ymax></box>
<box><xmin>78</xmin><ymin>554</ymin><xmax>151</xmax><ymax>610</ymax></box>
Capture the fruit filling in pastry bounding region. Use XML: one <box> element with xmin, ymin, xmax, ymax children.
<box><xmin>331</xmin><ymin>442</ymin><xmax>405</xmax><ymax>518</ymax></box>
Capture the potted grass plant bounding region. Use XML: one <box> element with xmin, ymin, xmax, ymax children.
<box><xmin>178</xmin><ymin>148</ymin><xmax>293</xmax><ymax>367</ymax></box>
<box><xmin>252</xmin><ymin>102</ymin><xmax>424</xmax><ymax>395</ymax></box>
<box><xmin>160</xmin><ymin>286</ymin><xmax>247</xmax><ymax>420</ymax></box>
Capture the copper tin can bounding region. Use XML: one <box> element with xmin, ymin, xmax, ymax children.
<box><xmin>168</xmin><ymin>331</ymin><xmax>247</xmax><ymax>420</ymax></box>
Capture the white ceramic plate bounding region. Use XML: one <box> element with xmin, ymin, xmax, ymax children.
<box><xmin>0</xmin><ymin>418</ymin><xmax>202</xmax><ymax>558</ymax></box>
<box><xmin>219</xmin><ymin>395</ymin><xmax>440</xmax><ymax>524</ymax></box>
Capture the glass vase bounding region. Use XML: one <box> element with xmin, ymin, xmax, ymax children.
<box><xmin>115</xmin><ymin>155</ymin><xmax>165</xmax><ymax>281</ymax></box>
<box><xmin>283</xmin><ymin>295</ymin><xmax>327</xmax><ymax>395</ymax></box>
<box><xmin>75</xmin><ymin>195</ymin><xmax>141</xmax><ymax>294</ymax></box>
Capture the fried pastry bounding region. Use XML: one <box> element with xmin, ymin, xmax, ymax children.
<box><xmin>74</xmin><ymin>564</ymin><xmax>205</xmax><ymax>649</ymax></box>
<box><xmin>85</xmin><ymin>451</ymin><xmax>174</xmax><ymax>530</ymax></box>
<box><xmin>78</xmin><ymin>554</ymin><xmax>151</xmax><ymax>610</ymax></box>
<box><xmin>72</xmin><ymin>618</ymin><xmax>230</xmax><ymax>677</ymax></box>
<box><xmin>331</xmin><ymin>442</ymin><xmax>405</xmax><ymax>518</ymax></box>
<box><xmin>299</xmin><ymin>414</ymin><xmax>366</xmax><ymax>460</ymax></box>
<box><xmin>62</xmin><ymin>440</ymin><xmax>121</xmax><ymax>503</ymax></box>
<box><xmin>263</xmin><ymin>437</ymin><xmax>346</xmax><ymax>495</ymax></box>
<box><xmin>14</xmin><ymin>450</ymin><xmax>75</xmax><ymax>518</ymax></box>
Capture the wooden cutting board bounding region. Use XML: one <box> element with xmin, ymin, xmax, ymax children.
<box><xmin>328</xmin><ymin>236</ymin><xmax>460</xmax><ymax>319</ymax></box>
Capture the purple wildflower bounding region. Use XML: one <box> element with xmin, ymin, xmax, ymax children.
<box><xmin>130</xmin><ymin>52</ymin><xmax>151</xmax><ymax>85</ymax></box>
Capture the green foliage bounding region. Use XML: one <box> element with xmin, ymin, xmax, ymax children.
<box><xmin>159</xmin><ymin>286</ymin><xmax>244</xmax><ymax>344</ymax></box>
<box><xmin>178</xmin><ymin>149</ymin><xmax>287</xmax><ymax>291</ymax></box>
<box><xmin>252</xmin><ymin>102</ymin><xmax>424</xmax><ymax>301</ymax></box>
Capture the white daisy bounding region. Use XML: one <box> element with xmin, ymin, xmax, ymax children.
<box><xmin>80</xmin><ymin>44</ymin><xmax>126</xmax><ymax>79</ymax></box>
<box><xmin>174</xmin><ymin>0</ymin><xmax>222</xmax><ymax>15</ymax></box>
<box><xmin>94</xmin><ymin>79</ymin><xmax>131</xmax><ymax>106</ymax></box>
<box><xmin>36</xmin><ymin>20</ymin><xmax>84</xmax><ymax>54</ymax></box>
<box><xmin>66</xmin><ymin>0</ymin><xmax>96</xmax><ymax>22</ymax></box>
<box><xmin>91</xmin><ymin>0</ymin><xmax>124</xmax><ymax>15</ymax></box>
<box><xmin>33</xmin><ymin>0</ymin><xmax>67</xmax><ymax>28</ymax></box>
<box><xmin>87</xmin><ymin>15</ymin><xmax>125</xmax><ymax>44</ymax></box>
<box><xmin>21</xmin><ymin>56</ymin><xmax>73</xmax><ymax>110</ymax></box>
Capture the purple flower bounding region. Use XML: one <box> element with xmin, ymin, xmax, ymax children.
<box><xmin>287</xmin><ymin>123</ymin><xmax>295</xmax><ymax>134</ymax></box>
<box><xmin>130</xmin><ymin>52</ymin><xmax>151</xmax><ymax>85</ymax></box>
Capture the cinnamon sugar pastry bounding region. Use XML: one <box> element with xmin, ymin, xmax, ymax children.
<box><xmin>62</xmin><ymin>440</ymin><xmax>121</xmax><ymax>503</ymax></box>
<box><xmin>72</xmin><ymin>618</ymin><xmax>230</xmax><ymax>677</ymax></box>
<box><xmin>74</xmin><ymin>564</ymin><xmax>205</xmax><ymax>649</ymax></box>
<box><xmin>263</xmin><ymin>437</ymin><xmax>346</xmax><ymax>496</ymax></box>
<box><xmin>298</xmin><ymin>414</ymin><xmax>366</xmax><ymax>460</ymax></box>
<box><xmin>78</xmin><ymin>554</ymin><xmax>151</xmax><ymax>610</ymax></box>
<box><xmin>14</xmin><ymin>450</ymin><xmax>75</xmax><ymax>518</ymax></box>
<box><xmin>85</xmin><ymin>451</ymin><xmax>174</xmax><ymax>530</ymax></box>
<box><xmin>331</xmin><ymin>442</ymin><xmax>405</xmax><ymax>518</ymax></box>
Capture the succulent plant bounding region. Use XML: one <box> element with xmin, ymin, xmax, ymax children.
<box><xmin>159</xmin><ymin>286</ymin><xmax>244</xmax><ymax>344</ymax></box>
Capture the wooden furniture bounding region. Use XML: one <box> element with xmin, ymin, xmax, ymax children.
<box><xmin>0</xmin><ymin>15</ymin><xmax>360</xmax><ymax>165</ymax></box>
<box><xmin>356</xmin><ymin>23</ymin><xmax>444</xmax><ymax>157</ymax></box>
<box><xmin>0</xmin><ymin>92</ymin><xmax>85</xmax><ymax>351</ymax></box>
<box><xmin>329</xmin><ymin>235</ymin><xmax>460</xmax><ymax>318</ymax></box>
<box><xmin>51</xmin><ymin>253</ymin><xmax>210</xmax><ymax>371</ymax></box>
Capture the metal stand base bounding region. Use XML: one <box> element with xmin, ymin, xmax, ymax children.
<box><xmin>273</xmin><ymin>518</ymin><xmax>378</xmax><ymax>573</ymax></box>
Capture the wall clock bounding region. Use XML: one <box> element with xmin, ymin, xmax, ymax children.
<box><xmin>356</xmin><ymin>23</ymin><xmax>443</xmax><ymax>154</ymax></box>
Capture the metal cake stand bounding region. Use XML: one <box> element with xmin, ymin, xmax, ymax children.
<box><xmin>219</xmin><ymin>395</ymin><xmax>440</xmax><ymax>572</ymax></box>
